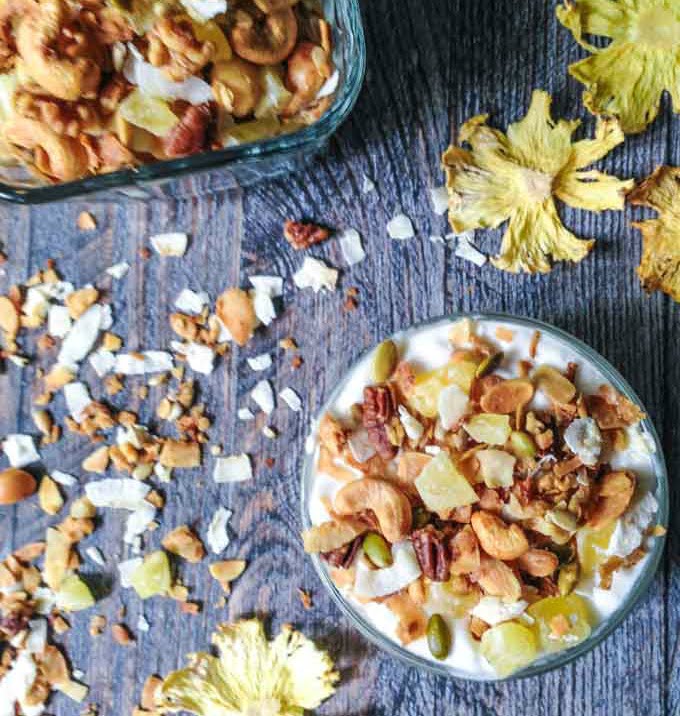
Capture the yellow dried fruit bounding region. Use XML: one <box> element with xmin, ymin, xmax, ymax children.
<box><xmin>442</xmin><ymin>90</ymin><xmax>632</xmax><ymax>273</ymax></box>
<box><xmin>557</xmin><ymin>0</ymin><xmax>680</xmax><ymax>134</ymax></box>
<box><xmin>629</xmin><ymin>165</ymin><xmax>680</xmax><ymax>302</ymax></box>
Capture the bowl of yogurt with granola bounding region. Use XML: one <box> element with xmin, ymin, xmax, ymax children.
<box><xmin>301</xmin><ymin>314</ymin><xmax>668</xmax><ymax>679</ymax></box>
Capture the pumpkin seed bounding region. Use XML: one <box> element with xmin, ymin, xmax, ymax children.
<box><xmin>362</xmin><ymin>532</ymin><xmax>393</xmax><ymax>568</ymax></box>
<box><xmin>475</xmin><ymin>351</ymin><xmax>504</xmax><ymax>379</ymax></box>
<box><xmin>372</xmin><ymin>339</ymin><xmax>398</xmax><ymax>383</ymax></box>
<box><xmin>427</xmin><ymin>613</ymin><xmax>451</xmax><ymax>660</ymax></box>
<box><xmin>557</xmin><ymin>561</ymin><xmax>579</xmax><ymax>596</ymax></box>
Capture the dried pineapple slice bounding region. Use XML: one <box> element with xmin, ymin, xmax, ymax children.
<box><xmin>119</xmin><ymin>89</ymin><xmax>179</xmax><ymax>138</ymax></box>
<box><xmin>442</xmin><ymin>90</ymin><xmax>633</xmax><ymax>274</ymax></box>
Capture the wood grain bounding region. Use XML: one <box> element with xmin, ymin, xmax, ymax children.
<box><xmin>0</xmin><ymin>0</ymin><xmax>676</xmax><ymax>714</ymax></box>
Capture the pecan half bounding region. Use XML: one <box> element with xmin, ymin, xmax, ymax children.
<box><xmin>411</xmin><ymin>525</ymin><xmax>453</xmax><ymax>582</ymax></box>
<box><xmin>362</xmin><ymin>385</ymin><xmax>396</xmax><ymax>460</ymax></box>
<box><xmin>163</xmin><ymin>103</ymin><xmax>213</xmax><ymax>158</ymax></box>
<box><xmin>283</xmin><ymin>220</ymin><xmax>330</xmax><ymax>249</ymax></box>
<box><xmin>321</xmin><ymin>534</ymin><xmax>362</xmax><ymax>569</ymax></box>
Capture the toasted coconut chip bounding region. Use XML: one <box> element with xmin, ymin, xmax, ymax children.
<box><xmin>293</xmin><ymin>257</ymin><xmax>338</xmax><ymax>293</ymax></box>
<box><xmin>387</xmin><ymin>213</ymin><xmax>415</xmax><ymax>240</ymax></box>
<box><xmin>338</xmin><ymin>229</ymin><xmax>366</xmax><ymax>266</ymax></box>
<box><xmin>149</xmin><ymin>231</ymin><xmax>189</xmax><ymax>257</ymax></box>
<box><xmin>206</xmin><ymin>506</ymin><xmax>232</xmax><ymax>554</ymax></box>
<box><xmin>455</xmin><ymin>233</ymin><xmax>487</xmax><ymax>267</ymax></box>
<box><xmin>118</xmin><ymin>557</ymin><xmax>144</xmax><ymax>588</ymax></box>
<box><xmin>58</xmin><ymin>304</ymin><xmax>104</xmax><ymax>367</ymax></box>
<box><xmin>181</xmin><ymin>343</ymin><xmax>215</xmax><ymax>375</ymax></box>
<box><xmin>106</xmin><ymin>262</ymin><xmax>130</xmax><ymax>280</ymax></box>
<box><xmin>251</xmin><ymin>379</ymin><xmax>275</xmax><ymax>414</ymax></box>
<box><xmin>471</xmin><ymin>596</ymin><xmax>528</xmax><ymax>626</ymax></box>
<box><xmin>398</xmin><ymin>405</ymin><xmax>424</xmax><ymax>441</ymax></box>
<box><xmin>115</xmin><ymin>351</ymin><xmax>173</xmax><ymax>375</ymax></box>
<box><xmin>213</xmin><ymin>454</ymin><xmax>252</xmax><ymax>483</ymax></box>
<box><xmin>180</xmin><ymin>0</ymin><xmax>226</xmax><ymax>21</ymax></box>
<box><xmin>85</xmin><ymin>478</ymin><xmax>150</xmax><ymax>510</ymax></box>
<box><xmin>48</xmin><ymin>305</ymin><xmax>72</xmax><ymax>338</ymax></box>
<box><xmin>251</xmin><ymin>290</ymin><xmax>277</xmax><ymax>326</ymax></box>
<box><xmin>354</xmin><ymin>541</ymin><xmax>422</xmax><ymax>598</ymax></box>
<box><xmin>237</xmin><ymin>407</ymin><xmax>255</xmax><ymax>421</ymax></box>
<box><xmin>247</xmin><ymin>354</ymin><xmax>272</xmax><ymax>372</ymax></box>
<box><xmin>85</xmin><ymin>546</ymin><xmax>105</xmax><ymax>566</ymax></box>
<box><xmin>63</xmin><ymin>381</ymin><xmax>93</xmax><ymax>422</ymax></box>
<box><xmin>249</xmin><ymin>275</ymin><xmax>283</xmax><ymax>297</ymax></box>
<box><xmin>2</xmin><ymin>434</ymin><xmax>40</xmax><ymax>467</ymax></box>
<box><xmin>438</xmin><ymin>383</ymin><xmax>470</xmax><ymax>430</ymax></box>
<box><xmin>430</xmin><ymin>186</ymin><xmax>449</xmax><ymax>215</ymax></box>
<box><xmin>51</xmin><ymin>470</ymin><xmax>77</xmax><ymax>487</ymax></box>
<box><xmin>564</xmin><ymin>417</ymin><xmax>602</xmax><ymax>466</ymax></box>
<box><xmin>316</xmin><ymin>68</ymin><xmax>339</xmax><ymax>99</ymax></box>
<box><xmin>89</xmin><ymin>348</ymin><xmax>116</xmax><ymax>377</ymax></box>
<box><xmin>279</xmin><ymin>387</ymin><xmax>303</xmax><ymax>413</ymax></box>
<box><xmin>362</xmin><ymin>175</ymin><xmax>376</xmax><ymax>193</ymax></box>
<box><xmin>175</xmin><ymin>289</ymin><xmax>209</xmax><ymax>315</ymax></box>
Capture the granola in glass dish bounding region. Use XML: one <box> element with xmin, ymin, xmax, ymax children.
<box><xmin>0</xmin><ymin>0</ymin><xmax>336</xmax><ymax>183</ymax></box>
<box><xmin>302</xmin><ymin>316</ymin><xmax>666</xmax><ymax>678</ymax></box>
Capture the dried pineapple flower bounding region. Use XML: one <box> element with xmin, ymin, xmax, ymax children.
<box><xmin>557</xmin><ymin>0</ymin><xmax>680</xmax><ymax>134</ymax></box>
<box><xmin>158</xmin><ymin>619</ymin><xmax>338</xmax><ymax>715</ymax></box>
<box><xmin>442</xmin><ymin>90</ymin><xmax>632</xmax><ymax>273</ymax></box>
<box><xmin>629</xmin><ymin>165</ymin><xmax>680</xmax><ymax>302</ymax></box>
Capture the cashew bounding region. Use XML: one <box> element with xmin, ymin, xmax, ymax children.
<box><xmin>229</xmin><ymin>6</ymin><xmax>297</xmax><ymax>66</ymax></box>
<box><xmin>318</xmin><ymin>413</ymin><xmax>347</xmax><ymax>457</ymax></box>
<box><xmin>302</xmin><ymin>517</ymin><xmax>367</xmax><ymax>554</ymax></box>
<box><xmin>333</xmin><ymin>476</ymin><xmax>412</xmax><ymax>544</ymax></box>
<box><xmin>587</xmin><ymin>470</ymin><xmax>635</xmax><ymax>530</ymax></box>
<box><xmin>450</xmin><ymin>525</ymin><xmax>480</xmax><ymax>575</ymax></box>
<box><xmin>282</xmin><ymin>42</ymin><xmax>332</xmax><ymax>117</ymax></box>
<box><xmin>476</xmin><ymin>556</ymin><xmax>522</xmax><ymax>602</ymax></box>
<box><xmin>516</xmin><ymin>548</ymin><xmax>559</xmax><ymax>577</ymax></box>
<box><xmin>479</xmin><ymin>378</ymin><xmax>534</xmax><ymax>414</ymax></box>
<box><xmin>212</xmin><ymin>56</ymin><xmax>263</xmax><ymax>117</ymax></box>
<box><xmin>470</xmin><ymin>510</ymin><xmax>529</xmax><ymax>561</ymax></box>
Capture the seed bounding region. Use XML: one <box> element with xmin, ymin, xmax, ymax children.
<box><xmin>412</xmin><ymin>506</ymin><xmax>432</xmax><ymax>530</ymax></box>
<box><xmin>509</xmin><ymin>430</ymin><xmax>537</xmax><ymax>459</ymax></box>
<box><xmin>362</xmin><ymin>532</ymin><xmax>393</xmax><ymax>568</ymax></box>
<box><xmin>0</xmin><ymin>468</ymin><xmax>37</xmax><ymax>505</ymax></box>
<box><xmin>427</xmin><ymin>614</ymin><xmax>451</xmax><ymax>660</ymax></box>
<box><xmin>475</xmin><ymin>351</ymin><xmax>504</xmax><ymax>379</ymax></box>
<box><xmin>372</xmin><ymin>339</ymin><xmax>398</xmax><ymax>383</ymax></box>
<box><xmin>557</xmin><ymin>562</ymin><xmax>579</xmax><ymax>596</ymax></box>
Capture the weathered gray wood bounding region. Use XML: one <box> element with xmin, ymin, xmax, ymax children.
<box><xmin>0</xmin><ymin>0</ymin><xmax>677</xmax><ymax>714</ymax></box>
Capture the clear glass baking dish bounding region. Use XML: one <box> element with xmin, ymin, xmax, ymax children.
<box><xmin>0</xmin><ymin>0</ymin><xmax>365</xmax><ymax>204</ymax></box>
<box><xmin>300</xmin><ymin>312</ymin><xmax>669</xmax><ymax>681</ymax></box>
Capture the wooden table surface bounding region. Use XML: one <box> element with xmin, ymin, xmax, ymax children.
<box><xmin>0</xmin><ymin>1</ymin><xmax>678</xmax><ymax>714</ymax></box>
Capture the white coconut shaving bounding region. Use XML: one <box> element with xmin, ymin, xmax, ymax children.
<box><xmin>279</xmin><ymin>387</ymin><xmax>302</xmax><ymax>412</ymax></box>
<box><xmin>179</xmin><ymin>0</ymin><xmax>225</xmax><ymax>20</ymax></box>
<box><xmin>58</xmin><ymin>304</ymin><xmax>103</xmax><ymax>367</ymax></box>
<box><xmin>106</xmin><ymin>262</ymin><xmax>130</xmax><ymax>280</ymax></box>
<box><xmin>251</xmin><ymin>290</ymin><xmax>277</xmax><ymax>326</ymax></box>
<box><xmin>85</xmin><ymin>546</ymin><xmax>105</xmax><ymax>566</ymax></box>
<box><xmin>430</xmin><ymin>186</ymin><xmax>449</xmax><ymax>215</ymax></box>
<box><xmin>564</xmin><ymin>417</ymin><xmax>602</xmax><ymax>466</ymax></box>
<box><xmin>175</xmin><ymin>289</ymin><xmax>209</xmax><ymax>315</ymax></box>
<box><xmin>455</xmin><ymin>233</ymin><xmax>487</xmax><ymax>267</ymax></box>
<box><xmin>89</xmin><ymin>348</ymin><xmax>116</xmax><ymax>377</ymax></box>
<box><xmin>115</xmin><ymin>351</ymin><xmax>173</xmax><ymax>375</ymax></box>
<box><xmin>0</xmin><ymin>650</ymin><xmax>38</xmax><ymax>716</ymax></box>
<box><xmin>251</xmin><ymin>379</ymin><xmax>275</xmax><ymax>414</ymax></box>
<box><xmin>206</xmin><ymin>506</ymin><xmax>232</xmax><ymax>554</ymax></box>
<box><xmin>180</xmin><ymin>342</ymin><xmax>215</xmax><ymax>375</ymax></box>
<box><xmin>2</xmin><ymin>435</ymin><xmax>39</xmax><ymax>468</ymax></box>
<box><xmin>247</xmin><ymin>353</ymin><xmax>272</xmax><ymax>372</ymax></box>
<box><xmin>213</xmin><ymin>454</ymin><xmax>252</xmax><ymax>483</ymax></box>
<box><xmin>362</xmin><ymin>175</ymin><xmax>376</xmax><ymax>194</ymax></box>
<box><xmin>118</xmin><ymin>557</ymin><xmax>143</xmax><ymax>588</ymax></box>
<box><xmin>338</xmin><ymin>228</ymin><xmax>366</xmax><ymax>266</ymax></box>
<box><xmin>25</xmin><ymin>619</ymin><xmax>47</xmax><ymax>655</ymax></box>
<box><xmin>149</xmin><ymin>231</ymin><xmax>189</xmax><ymax>257</ymax></box>
<box><xmin>63</xmin><ymin>382</ymin><xmax>93</xmax><ymax>422</ymax></box>
<box><xmin>249</xmin><ymin>275</ymin><xmax>283</xmax><ymax>297</ymax></box>
<box><xmin>471</xmin><ymin>596</ymin><xmax>528</xmax><ymax>626</ymax></box>
<box><xmin>386</xmin><ymin>213</ymin><xmax>415</xmax><ymax>240</ymax></box>
<box><xmin>237</xmin><ymin>407</ymin><xmax>255</xmax><ymax>421</ymax></box>
<box><xmin>293</xmin><ymin>257</ymin><xmax>338</xmax><ymax>293</ymax></box>
<box><xmin>85</xmin><ymin>478</ymin><xmax>150</xmax><ymax>510</ymax></box>
<box><xmin>124</xmin><ymin>502</ymin><xmax>156</xmax><ymax>543</ymax></box>
<box><xmin>347</xmin><ymin>429</ymin><xmax>376</xmax><ymax>464</ymax></box>
<box><xmin>438</xmin><ymin>383</ymin><xmax>469</xmax><ymax>430</ymax></box>
<box><xmin>429</xmin><ymin>234</ymin><xmax>445</xmax><ymax>244</ymax></box>
<box><xmin>398</xmin><ymin>405</ymin><xmax>424</xmax><ymax>441</ymax></box>
<box><xmin>316</xmin><ymin>69</ymin><xmax>339</xmax><ymax>99</ymax></box>
<box><xmin>51</xmin><ymin>471</ymin><xmax>77</xmax><ymax>487</ymax></box>
<box><xmin>47</xmin><ymin>305</ymin><xmax>72</xmax><ymax>339</ymax></box>
<box><xmin>354</xmin><ymin>541</ymin><xmax>422</xmax><ymax>599</ymax></box>
<box><xmin>137</xmin><ymin>614</ymin><xmax>150</xmax><ymax>632</ymax></box>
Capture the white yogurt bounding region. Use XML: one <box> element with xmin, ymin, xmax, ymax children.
<box><xmin>305</xmin><ymin>317</ymin><xmax>664</xmax><ymax>678</ymax></box>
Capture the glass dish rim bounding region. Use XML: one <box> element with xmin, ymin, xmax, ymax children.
<box><xmin>299</xmin><ymin>311</ymin><xmax>669</xmax><ymax>682</ymax></box>
<box><xmin>0</xmin><ymin>0</ymin><xmax>366</xmax><ymax>204</ymax></box>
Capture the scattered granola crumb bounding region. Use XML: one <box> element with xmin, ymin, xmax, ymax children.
<box><xmin>264</xmin><ymin>457</ymin><xmax>275</xmax><ymax>469</ymax></box>
<box><xmin>343</xmin><ymin>296</ymin><xmax>359</xmax><ymax>312</ymax></box>
<box><xmin>77</xmin><ymin>211</ymin><xmax>97</xmax><ymax>231</ymax></box>
<box><xmin>180</xmin><ymin>601</ymin><xmax>201</xmax><ymax>615</ymax></box>
<box><xmin>284</xmin><ymin>220</ymin><xmax>330</xmax><ymax>250</ymax></box>
<box><xmin>138</xmin><ymin>247</ymin><xmax>152</xmax><ymax>261</ymax></box>
<box><xmin>297</xmin><ymin>588</ymin><xmax>313</xmax><ymax>609</ymax></box>
<box><xmin>291</xmin><ymin>355</ymin><xmax>304</xmax><ymax>370</ymax></box>
<box><xmin>529</xmin><ymin>330</ymin><xmax>541</xmax><ymax>359</ymax></box>
<box><xmin>112</xmin><ymin>623</ymin><xmax>135</xmax><ymax>646</ymax></box>
<box><xmin>89</xmin><ymin>615</ymin><xmax>107</xmax><ymax>637</ymax></box>
<box><xmin>279</xmin><ymin>336</ymin><xmax>298</xmax><ymax>351</ymax></box>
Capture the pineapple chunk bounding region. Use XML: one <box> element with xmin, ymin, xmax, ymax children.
<box><xmin>480</xmin><ymin>621</ymin><xmax>537</xmax><ymax>676</ymax></box>
<box><xmin>464</xmin><ymin>413</ymin><xmax>512</xmax><ymax>445</ymax></box>
<box><xmin>527</xmin><ymin>594</ymin><xmax>592</xmax><ymax>653</ymax></box>
<box><xmin>579</xmin><ymin>522</ymin><xmax>616</xmax><ymax>579</ymax></box>
<box><xmin>476</xmin><ymin>449</ymin><xmax>516</xmax><ymax>488</ymax></box>
<box><xmin>409</xmin><ymin>361</ymin><xmax>478</xmax><ymax>418</ymax></box>
<box><xmin>415</xmin><ymin>452</ymin><xmax>478</xmax><ymax>515</ymax></box>
<box><xmin>55</xmin><ymin>574</ymin><xmax>95</xmax><ymax>612</ymax></box>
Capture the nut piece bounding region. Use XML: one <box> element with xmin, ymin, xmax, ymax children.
<box><xmin>283</xmin><ymin>219</ymin><xmax>330</xmax><ymax>249</ymax></box>
<box><xmin>162</xmin><ymin>525</ymin><xmax>205</xmax><ymax>563</ymax></box>
<box><xmin>333</xmin><ymin>476</ymin><xmax>412</xmax><ymax>544</ymax></box>
<box><xmin>470</xmin><ymin>510</ymin><xmax>529</xmax><ymax>561</ymax></box>
<box><xmin>533</xmin><ymin>365</ymin><xmax>577</xmax><ymax>404</ymax></box>
<box><xmin>0</xmin><ymin>468</ymin><xmax>37</xmax><ymax>505</ymax></box>
<box><xmin>209</xmin><ymin>559</ymin><xmax>246</xmax><ymax>593</ymax></box>
<box><xmin>159</xmin><ymin>440</ymin><xmax>201</xmax><ymax>468</ymax></box>
<box><xmin>318</xmin><ymin>413</ymin><xmax>347</xmax><ymax>457</ymax></box>
<box><xmin>480</xmin><ymin>379</ymin><xmax>534</xmax><ymax>414</ymax></box>
<box><xmin>111</xmin><ymin>623</ymin><xmax>134</xmax><ymax>646</ymax></box>
<box><xmin>476</xmin><ymin>556</ymin><xmax>522</xmax><ymax>602</ymax></box>
<box><xmin>516</xmin><ymin>548</ymin><xmax>559</xmax><ymax>577</ymax></box>
<box><xmin>82</xmin><ymin>446</ymin><xmax>109</xmax><ymax>474</ymax></box>
<box><xmin>216</xmin><ymin>288</ymin><xmax>258</xmax><ymax>347</ymax></box>
<box><xmin>587</xmin><ymin>470</ymin><xmax>636</xmax><ymax>530</ymax></box>
<box><xmin>38</xmin><ymin>475</ymin><xmax>63</xmax><ymax>515</ymax></box>
<box><xmin>302</xmin><ymin>517</ymin><xmax>367</xmax><ymax>554</ymax></box>
<box><xmin>229</xmin><ymin>6</ymin><xmax>298</xmax><ymax>65</ymax></box>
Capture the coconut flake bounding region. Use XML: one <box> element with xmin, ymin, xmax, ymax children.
<box><xmin>279</xmin><ymin>387</ymin><xmax>302</xmax><ymax>412</ymax></box>
<box><xmin>182</xmin><ymin>343</ymin><xmax>215</xmax><ymax>375</ymax></box>
<box><xmin>607</xmin><ymin>492</ymin><xmax>658</xmax><ymax>559</ymax></box>
<box><xmin>237</xmin><ymin>407</ymin><xmax>255</xmax><ymax>421</ymax></box>
<box><xmin>362</xmin><ymin>175</ymin><xmax>376</xmax><ymax>194</ymax></box>
<box><xmin>115</xmin><ymin>351</ymin><xmax>173</xmax><ymax>375</ymax></box>
<box><xmin>63</xmin><ymin>382</ymin><xmax>92</xmax><ymax>422</ymax></box>
<box><xmin>149</xmin><ymin>231</ymin><xmax>189</xmax><ymax>257</ymax></box>
<box><xmin>347</xmin><ymin>429</ymin><xmax>376</xmax><ymax>463</ymax></box>
<box><xmin>386</xmin><ymin>213</ymin><xmax>415</xmax><ymax>240</ymax></box>
<box><xmin>249</xmin><ymin>275</ymin><xmax>283</xmax><ymax>297</ymax></box>
<box><xmin>51</xmin><ymin>470</ymin><xmax>77</xmax><ymax>487</ymax></box>
<box><xmin>564</xmin><ymin>417</ymin><xmax>602</xmax><ymax>466</ymax></box>
<box><xmin>455</xmin><ymin>233</ymin><xmax>487</xmax><ymax>267</ymax></box>
<box><xmin>89</xmin><ymin>348</ymin><xmax>116</xmax><ymax>377</ymax></box>
<box><xmin>354</xmin><ymin>541</ymin><xmax>422</xmax><ymax>598</ymax></box>
<box><xmin>85</xmin><ymin>478</ymin><xmax>150</xmax><ymax>510</ymax></box>
<box><xmin>25</xmin><ymin>618</ymin><xmax>47</xmax><ymax>654</ymax></box>
<box><xmin>175</xmin><ymin>289</ymin><xmax>209</xmax><ymax>314</ymax></box>
<box><xmin>125</xmin><ymin>502</ymin><xmax>156</xmax><ymax>543</ymax></box>
<box><xmin>430</xmin><ymin>186</ymin><xmax>449</xmax><ymax>215</ymax></box>
<box><xmin>47</xmin><ymin>305</ymin><xmax>72</xmax><ymax>339</ymax></box>
<box><xmin>118</xmin><ymin>557</ymin><xmax>143</xmax><ymax>588</ymax></box>
<box><xmin>438</xmin><ymin>383</ymin><xmax>469</xmax><ymax>430</ymax></box>
<box><xmin>398</xmin><ymin>405</ymin><xmax>424</xmax><ymax>441</ymax></box>
<box><xmin>316</xmin><ymin>68</ymin><xmax>339</xmax><ymax>99</ymax></box>
<box><xmin>137</xmin><ymin>614</ymin><xmax>150</xmax><ymax>632</ymax></box>
<box><xmin>247</xmin><ymin>353</ymin><xmax>272</xmax><ymax>372</ymax></box>
<box><xmin>180</xmin><ymin>0</ymin><xmax>225</xmax><ymax>20</ymax></box>
<box><xmin>124</xmin><ymin>45</ymin><xmax>211</xmax><ymax>104</ymax></box>
<box><xmin>2</xmin><ymin>435</ymin><xmax>39</xmax><ymax>468</ymax></box>
<box><xmin>429</xmin><ymin>234</ymin><xmax>445</xmax><ymax>244</ymax></box>
<box><xmin>251</xmin><ymin>379</ymin><xmax>275</xmax><ymax>414</ymax></box>
<box><xmin>213</xmin><ymin>454</ymin><xmax>252</xmax><ymax>483</ymax></box>
<box><xmin>293</xmin><ymin>257</ymin><xmax>338</xmax><ymax>293</ymax></box>
<box><xmin>85</xmin><ymin>546</ymin><xmax>105</xmax><ymax>566</ymax></box>
<box><xmin>251</xmin><ymin>290</ymin><xmax>277</xmax><ymax>326</ymax></box>
<box><xmin>338</xmin><ymin>228</ymin><xmax>365</xmax><ymax>266</ymax></box>
<box><xmin>58</xmin><ymin>304</ymin><xmax>103</xmax><ymax>367</ymax></box>
<box><xmin>0</xmin><ymin>651</ymin><xmax>37</xmax><ymax>716</ymax></box>
<box><xmin>106</xmin><ymin>262</ymin><xmax>130</xmax><ymax>280</ymax></box>
<box><xmin>100</xmin><ymin>304</ymin><xmax>114</xmax><ymax>331</ymax></box>
<box><xmin>471</xmin><ymin>596</ymin><xmax>528</xmax><ymax>626</ymax></box>
<box><xmin>206</xmin><ymin>506</ymin><xmax>232</xmax><ymax>554</ymax></box>
<box><xmin>213</xmin><ymin>316</ymin><xmax>233</xmax><ymax>342</ymax></box>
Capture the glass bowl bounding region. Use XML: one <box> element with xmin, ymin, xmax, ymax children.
<box><xmin>300</xmin><ymin>312</ymin><xmax>669</xmax><ymax>681</ymax></box>
<box><xmin>0</xmin><ymin>0</ymin><xmax>365</xmax><ymax>204</ymax></box>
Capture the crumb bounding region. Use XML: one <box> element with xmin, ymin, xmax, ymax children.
<box><xmin>180</xmin><ymin>601</ymin><xmax>201</xmax><ymax>615</ymax></box>
<box><xmin>343</xmin><ymin>296</ymin><xmax>359</xmax><ymax>312</ymax></box>
<box><xmin>279</xmin><ymin>336</ymin><xmax>298</xmax><ymax>351</ymax></box>
<box><xmin>111</xmin><ymin>623</ymin><xmax>134</xmax><ymax>646</ymax></box>
<box><xmin>264</xmin><ymin>457</ymin><xmax>275</xmax><ymax>469</ymax></box>
<box><xmin>297</xmin><ymin>588</ymin><xmax>313</xmax><ymax>609</ymax></box>
<box><xmin>291</xmin><ymin>355</ymin><xmax>304</xmax><ymax>370</ymax></box>
<box><xmin>77</xmin><ymin>211</ymin><xmax>97</xmax><ymax>231</ymax></box>
<box><xmin>139</xmin><ymin>247</ymin><xmax>152</xmax><ymax>261</ymax></box>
